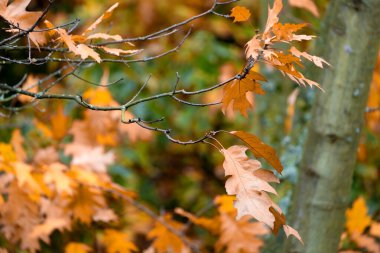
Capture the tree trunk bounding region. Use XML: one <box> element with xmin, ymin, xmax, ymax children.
<box><xmin>284</xmin><ymin>1</ymin><xmax>380</xmax><ymax>252</ymax></box>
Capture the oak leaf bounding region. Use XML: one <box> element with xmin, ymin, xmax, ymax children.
<box><xmin>230</xmin><ymin>6</ymin><xmax>251</xmax><ymax>23</ymax></box>
<box><xmin>221</xmin><ymin>145</ymin><xmax>278</xmax><ymax>226</ymax></box>
<box><xmin>147</xmin><ymin>214</ymin><xmax>189</xmax><ymax>253</ymax></box>
<box><xmin>102</xmin><ymin>229</ymin><xmax>138</xmax><ymax>253</ymax></box>
<box><xmin>216</xmin><ymin>214</ymin><xmax>267</xmax><ymax>253</ymax></box>
<box><xmin>230</xmin><ymin>131</ymin><xmax>283</xmax><ymax>173</ymax></box>
<box><xmin>0</xmin><ymin>0</ymin><xmax>46</xmax><ymax>46</ymax></box>
<box><xmin>263</xmin><ymin>0</ymin><xmax>283</xmax><ymax>38</ymax></box>
<box><xmin>222</xmin><ymin>71</ymin><xmax>266</xmax><ymax>117</ymax></box>
<box><xmin>85</xmin><ymin>3</ymin><xmax>119</xmax><ymax>33</ymax></box>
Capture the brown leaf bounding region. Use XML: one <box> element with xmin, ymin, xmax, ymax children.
<box><xmin>0</xmin><ymin>0</ymin><xmax>46</xmax><ymax>46</ymax></box>
<box><xmin>230</xmin><ymin>6</ymin><xmax>251</xmax><ymax>23</ymax></box>
<box><xmin>230</xmin><ymin>131</ymin><xmax>283</xmax><ymax>173</ymax></box>
<box><xmin>263</xmin><ymin>0</ymin><xmax>283</xmax><ymax>38</ymax></box>
<box><xmin>222</xmin><ymin>71</ymin><xmax>266</xmax><ymax>117</ymax></box>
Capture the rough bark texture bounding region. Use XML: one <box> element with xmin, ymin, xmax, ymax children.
<box><xmin>285</xmin><ymin>0</ymin><xmax>380</xmax><ymax>252</ymax></box>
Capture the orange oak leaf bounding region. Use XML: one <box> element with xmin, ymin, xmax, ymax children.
<box><xmin>346</xmin><ymin>197</ymin><xmax>372</xmax><ymax>235</ymax></box>
<box><xmin>222</xmin><ymin>71</ymin><xmax>266</xmax><ymax>117</ymax></box>
<box><xmin>272</xmin><ymin>23</ymin><xmax>308</xmax><ymax>41</ymax></box>
<box><xmin>0</xmin><ymin>0</ymin><xmax>46</xmax><ymax>46</ymax></box>
<box><xmin>68</xmin><ymin>185</ymin><xmax>106</xmax><ymax>224</ymax></box>
<box><xmin>44</xmin><ymin>20</ymin><xmax>101</xmax><ymax>63</ymax></box>
<box><xmin>230</xmin><ymin>131</ymin><xmax>283</xmax><ymax>173</ymax></box>
<box><xmin>102</xmin><ymin>229</ymin><xmax>138</xmax><ymax>253</ymax></box>
<box><xmin>175</xmin><ymin>208</ymin><xmax>220</xmax><ymax>234</ymax></box>
<box><xmin>288</xmin><ymin>0</ymin><xmax>319</xmax><ymax>17</ymax></box>
<box><xmin>230</xmin><ymin>6</ymin><xmax>251</xmax><ymax>23</ymax></box>
<box><xmin>221</xmin><ymin>145</ymin><xmax>279</xmax><ymax>226</ymax></box>
<box><xmin>65</xmin><ymin>242</ymin><xmax>92</xmax><ymax>253</ymax></box>
<box><xmin>147</xmin><ymin>214</ymin><xmax>189</xmax><ymax>253</ymax></box>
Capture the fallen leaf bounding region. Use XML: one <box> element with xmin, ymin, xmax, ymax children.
<box><xmin>102</xmin><ymin>229</ymin><xmax>138</xmax><ymax>253</ymax></box>
<box><xmin>346</xmin><ymin>197</ymin><xmax>371</xmax><ymax>235</ymax></box>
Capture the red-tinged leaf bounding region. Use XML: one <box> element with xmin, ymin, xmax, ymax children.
<box><xmin>222</xmin><ymin>71</ymin><xmax>266</xmax><ymax>117</ymax></box>
<box><xmin>230</xmin><ymin>6</ymin><xmax>251</xmax><ymax>23</ymax></box>
<box><xmin>288</xmin><ymin>0</ymin><xmax>319</xmax><ymax>17</ymax></box>
<box><xmin>230</xmin><ymin>131</ymin><xmax>283</xmax><ymax>173</ymax></box>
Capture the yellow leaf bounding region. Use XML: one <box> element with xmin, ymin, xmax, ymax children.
<box><xmin>65</xmin><ymin>242</ymin><xmax>92</xmax><ymax>253</ymax></box>
<box><xmin>102</xmin><ymin>229</ymin><xmax>138</xmax><ymax>253</ymax></box>
<box><xmin>214</xmin><ymin>195</ymin><xmax>236</xmax><ymax>214</ymax></box>
<box><xmin>83</xmin><ymin>87</ymin><xmax>114</xmax><ymax>106</ymax></box>
<box><xmin>50</xmin><ymin>103</ymin><xmax>70</xmax><ymax>141</ymax></box>
<box><xmin>346</xmin><ymin>197</ymin><xmax>372</xmax><ymax>235</ymax></box>
<box><xmin>230</xmin><ymin>6</ymin><xmax>251</xmax><ymax>23</ymax></box>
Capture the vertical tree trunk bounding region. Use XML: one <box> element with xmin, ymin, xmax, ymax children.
<box><xmin>285</xmin><ymin>1</ymin><xmax>380</xmax><ymax>252</ymax></box>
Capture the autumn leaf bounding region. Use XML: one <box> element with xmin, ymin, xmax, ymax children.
<box><xmin>216</xmin><ymin>214</ymin><xmax>267</xmax><ymax>253</ymax></box>
<box><xmin>222</xmin><ymin>71</ymin><xmax>266</xmax><ymax>117</ymax></box>
<box><xmin>65</xmin><ymin>242</ymin><xmax>92</xmax><ymax>253</ymax></box>
<box><xmin>346</xmin><ymin>197</ymin><xmax>372</xmax><ymax>235</ymax></box>
<box><xmin>44</xmin><ymin>20</ymin><xmax>101</xmax><ymax>63</ymax></box>
<box><xmin>175</xmin><ymin>208</ymin><xmax>220</xmax><ymax>234</ymax></box>
<box><xmin>230</xmin><ymin>6</ymin><xmax>251</xmax><ymax>23</ymax></box>
<box><xmin>285</xmin><ymin>88</ymin><xmax>300</xmax><ymax>133</ymax></box>
<box><xmin>68</xmin><ymin>185</ymin><xmax>106</xmax><ymax>224</ymax></box>
<box><xmin>263</xmin><ymin>0</ymin><xmax>283</xmax><ymax>38</ymax></box>
<box><xmin>221</xmin><ymin>145</ymin><xmax>278</xmax><ymax>226</ymax></box>
<box><xmin>10</xmin><ymin>129</ymin><xmax>27</xmax><ymax>161</ymax></box>
<box><xmin>0</xmin><ymin>0</ymin><xmax>46</xmax><ymax>46</ymax></box>
<box><xmin>147</xmin><ymin>214</ymin><xmax>189</xmax><ymax>253</ymax></box>
<box><xmin>290</xmin><ymin>46</ymin><xmax>330</xmax><ymax>68</ymax></box>
<box><xmin>288</xmin><ymin>0</ymin><xmax>319</xmax><ymax>17</ymax></box>
<box><xmin>230</xmin><ymin>131</ymin><xmax>283</xmax><ymax>173</ymax></box>
<box><xmin>102</xmin><ymin>229</ymin><xmax>138</xmax><ymax>253</ymax></box>
<box><xmin>84</xmin><ymin>2</ymin><xmax>119</xmax><ymax>33</ymax></box>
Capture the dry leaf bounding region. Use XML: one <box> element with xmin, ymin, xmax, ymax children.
<box><xmin>0</xmin><ymin>0</ymin><xmax>46</xmax><ymax>46</ymax></box>
<box><xmin>230</xmin><ymin>131</ymin><xmax>283</xmax><ymax>173</ymax></box>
